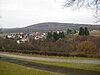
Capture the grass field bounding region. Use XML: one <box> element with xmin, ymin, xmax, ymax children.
<box><xmin>32</xmin><ymin>60</ymin><xmax>100</xmax><ymax>72</ymax></box>
<box><xmin>0</xmin><ymin>61</ymin><xmax>64</xmax><ymax>75</ymax></box>
<box><xmin>5</xmin><ymin>52</ymin><xmax>99</xmax><ymax>60</ymax></box>
<box><xmin>0</xmin><ymin>53</ymin><xmax>100</xmax><ymax>75</ymax></box>
<box><xmin>0</xmin><ymin>52</ymin><xmax>100</xmax><ymax>72</ymax></box>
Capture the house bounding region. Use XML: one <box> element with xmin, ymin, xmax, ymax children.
<box><xmin>32</xmin><ymin>32</ymin><xmax>46</xmax><ymax>40</ymax></box>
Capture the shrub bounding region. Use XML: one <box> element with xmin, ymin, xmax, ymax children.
<box><xmin>76</xmin><ymin>41</ymin><xmax>97</xmax><ymax>56</ymax></box>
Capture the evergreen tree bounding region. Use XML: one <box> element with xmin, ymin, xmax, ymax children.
<box><xmin>72</xmin><ymin>29</ymin><xmax>77</xmax><ymax>34</ymax></box>
<box><xmin>53</xmin><ymin>32</ymin><xmax>59</xmax><ymax>41</ymax></box>
<box><xmin>59</xmin><ymin>31</ymin><xmax>65</xmax><ymax>38</ymax></box>
<box><xmin>79</xmin><ymin>27</ymin><xmax>85</xmax><ymax>36</ymax></box>
<box><xmin>47</xmin><ymin>31</ymin><xmax>53</xmax><ymax>40</ymax></box>
<box><xmin>84</xmin><ymin>27</ymin><xmax>89</xmax><ymax>35</ymax></box>
<box><xmin>67</xmin><ymin>29</ymin><xmax>72</xmax><ymax>35</ymax></box>
<box><xmin>79</xmin><ymin>27</ymin><xmax>90</xmax><ymax>36</ymax></box>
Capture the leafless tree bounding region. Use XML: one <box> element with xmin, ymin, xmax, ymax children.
<box><xmin>56</xmin><ymin>0</ymin><xmax>100</xmax><ymax>23</ymax></box>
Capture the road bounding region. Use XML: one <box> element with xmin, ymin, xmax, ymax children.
<box><xmin>0</xmin><ymin>52</ymin><xmax>100</xmax><ymax>64</ymax></box>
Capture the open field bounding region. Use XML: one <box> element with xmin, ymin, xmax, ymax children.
<box><xmin>0</xmin><ymin>56</ymin><xmax>100</xmax><ymax>75</ymax></box>
<box><xmin>0</xmin><ymin>52</ymin><xmax>100</xmax><ymax>75</ymax></box>
<box><xmin>32</xmin><ymin>60</ymin><xmax>100</xmax><ymax>72</ymax></box>
<box><xmin>0</xmin><ymin>61</ymin><xmax>64</xmax><ymax>75</ymax></box>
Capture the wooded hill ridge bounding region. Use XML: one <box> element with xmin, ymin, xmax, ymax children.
<box><xmin>2</xmin><ymin>22</ymin><xmax>100</xmax><ymax>33</ymax></box>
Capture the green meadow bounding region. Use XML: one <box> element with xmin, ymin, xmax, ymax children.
<box><xmin>32</xmin><ymin>60</ymin><xmax>100</xmax><ymax>72</ymax></box>
<box><xmin>0</xmin><ymin>61</ymin><xmax>64</xmax><ymax>75</ymax></box>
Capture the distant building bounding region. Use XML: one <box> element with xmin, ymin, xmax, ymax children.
<box><xmin>32</xmin><ymin>32</ymin><xmax>46</xmax><ymax>40</ymax></box>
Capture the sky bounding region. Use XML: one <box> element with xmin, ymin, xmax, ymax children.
<box><xmin>0</xmin><ymin>0</ymin><xmax>99</xmax><ymax>28</ymax></box>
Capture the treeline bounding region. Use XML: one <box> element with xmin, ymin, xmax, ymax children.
<box><xmin>0</xmin><ymin>27</ymin><xmax>100</xmax><ymax>58</ymax></box>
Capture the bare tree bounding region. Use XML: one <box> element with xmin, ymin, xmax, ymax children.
<box><xmin>56</xmin><ymin>0</ymin><xmax>100</xmax><ymax>23</ymax></box>
<box><xmin>65</xmin><ymin>0</ymin><xmax>100</xmax><ymax>22</ymax></box>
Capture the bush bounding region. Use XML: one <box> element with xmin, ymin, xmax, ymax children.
<box><xmin>76</xmin><ymin>41</ymin><xmax>97</xmax><ymax>57</ymax></box>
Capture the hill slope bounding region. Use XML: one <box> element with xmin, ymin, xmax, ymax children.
<box><xmin>2</xmin><ymin>22</ymin><xmax>100</xmax><ymax>33</ymax></box>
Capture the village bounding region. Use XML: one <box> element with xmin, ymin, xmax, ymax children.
<box><xmin>4</xmin><ymin>32</ymin><xmax>47</xmax><ymax>44</ymax></box>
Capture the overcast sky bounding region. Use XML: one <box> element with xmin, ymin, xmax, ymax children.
<box><xmin>0</xmin><ymin>0</ymin><xmax>99</xmax><ymax>28</ymax></box>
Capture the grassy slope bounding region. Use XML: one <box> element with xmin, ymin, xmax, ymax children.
<box><xmin>32</xmin><ymin>60</ymin><xmax>100</xmax><ymax>72</ymax></box>
<box><xmin>0</xmin><ymin>61</ymin><xmax>64</xmax><ymax>75</ymax></box>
